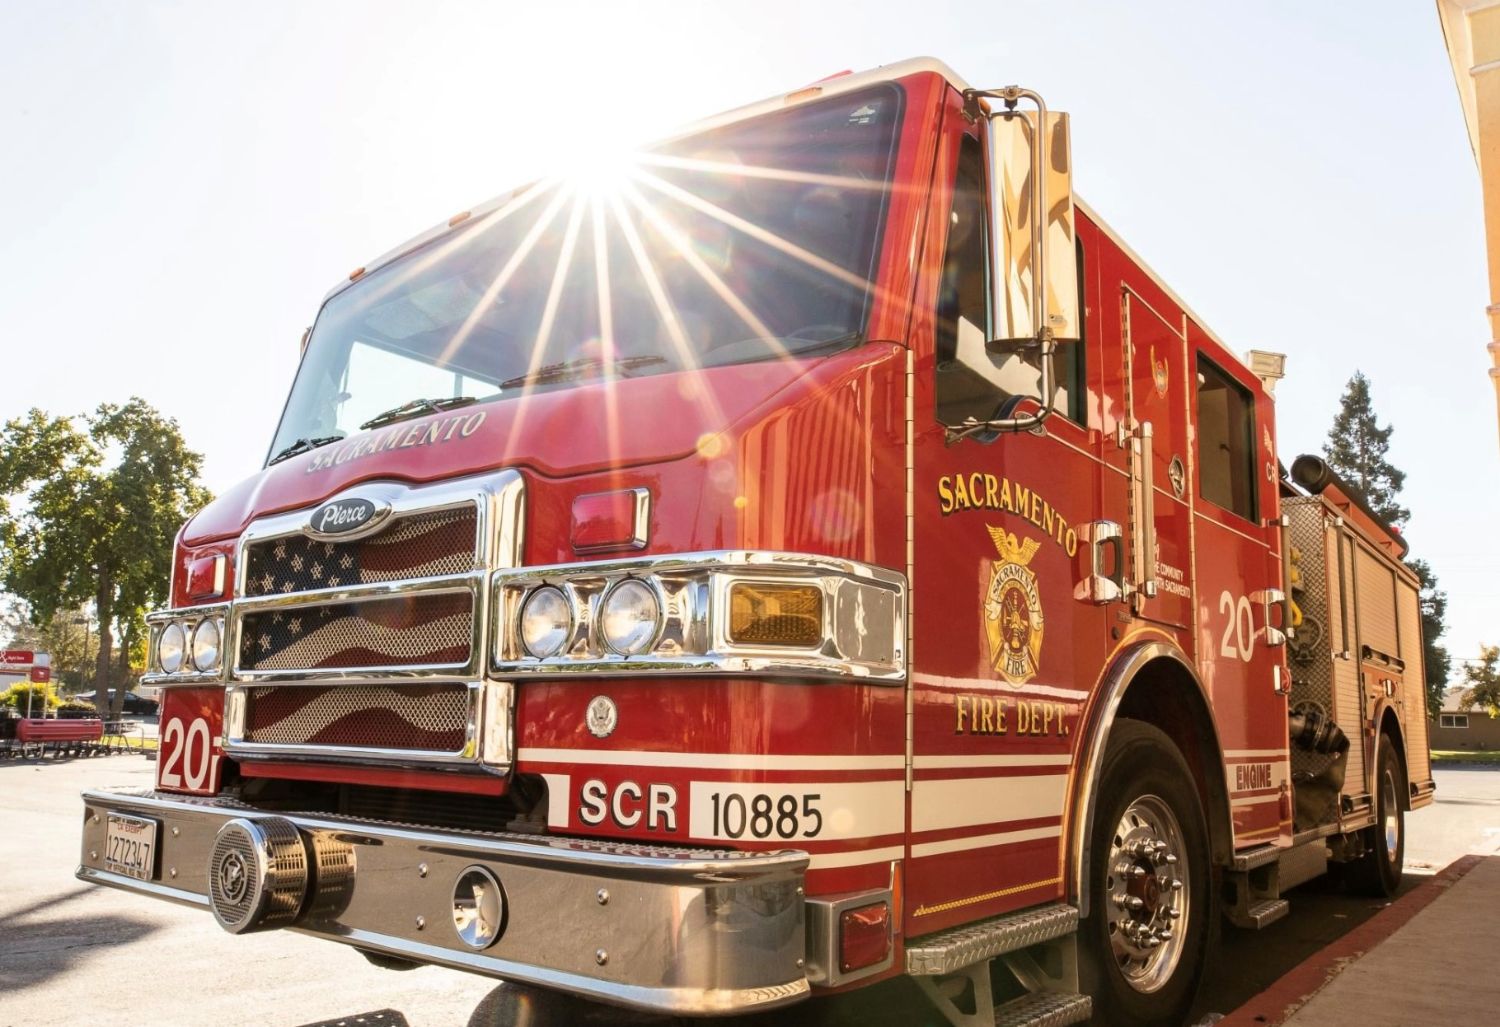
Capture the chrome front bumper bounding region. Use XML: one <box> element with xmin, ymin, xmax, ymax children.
<box><xmin>78</xmin><ymin>789</ymin><xmax>810</xmax><ymax>1015</ymax></box>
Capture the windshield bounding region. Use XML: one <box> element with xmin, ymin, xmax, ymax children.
<box><xmin>268</xmin><ymin>85</ymin><xmax>903</xmax><ymax>463</ymax></box>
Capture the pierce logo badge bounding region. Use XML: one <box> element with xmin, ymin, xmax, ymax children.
<box><xmin>984</xmin><ymin>527</ymin><xmax>1045</xmax><ymax>686</ymax></box>
<box><xmin>307</xmin><ymin>498</ymin><xmax>382</xmax><ymax>539</ymax></box>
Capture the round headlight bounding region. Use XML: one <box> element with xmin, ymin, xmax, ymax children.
<box><xmin>520</xmin><ymin>587</ymin><xmax>572</xmax><ymax>659</ymax></box>
<box><xmin>158</xmin><ymin>622</ymin><xmax>186</xmax><ymax>674</ymax></box>
<box><xmin>192</xmin><ymin>617</ymin><xmax>222</xmax><ymax>672</ymax></box>
<box><xmin>600</xmin><ymin>579</ymin><xmax>661</xmax><ymax>656</ymax></box>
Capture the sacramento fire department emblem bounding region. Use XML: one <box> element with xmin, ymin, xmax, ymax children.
<box><xmin>983</xmin><ymin>527</ymin><xmax>1044</xmax><ymax>686</ymax></box>
<box><xmin>1151</xmin><ymin>344</ymin><xmax>1170</xmax><ymax>397</ymax></box>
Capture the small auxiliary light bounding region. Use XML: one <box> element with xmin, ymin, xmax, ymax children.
<box><xmin>185</xmin><ymin>554</ymin><xmax>226</xmax><ymax>600</ymax></box>
<box><xmin>571</xmin><ymin>489</ymin><xmax>649</xmax><ymax>553</ymax></box>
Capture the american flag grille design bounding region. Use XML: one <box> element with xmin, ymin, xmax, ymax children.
<box><xmin>239</xmin><ymin>592</ymin><xmax>473</xmax><ymax>671</ymax></box>
<box><xmin>244</xmin><ymin>683</ymin><xmax>471</xmax><ymax>751</ymax></box>
<box><xmin>242</xmin><ymin>507</ymin><xmax>478</xmax><ymax>598</ymax></box>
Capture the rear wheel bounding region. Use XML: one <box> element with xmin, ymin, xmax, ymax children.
<box><xmin>1347</xmin><ymin>737</ymin><xmax>1405</xmax><ymax>897</ymax></box>
<box><xmin>1080</xmin><ymin>720</ymin><xmax>1211</xmax><ymax>1027</ymax></box>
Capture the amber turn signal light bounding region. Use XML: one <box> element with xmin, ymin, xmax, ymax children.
<box><xmin>728</xmin><ymin>583</ymin><xmax>822</xmax><ymax>647</ymax></box>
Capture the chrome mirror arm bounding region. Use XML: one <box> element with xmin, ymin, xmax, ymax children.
<box><xmin>941</xmin><ymin>327</ymin><xmax>1057</xmax><ymax>445</ymax></box>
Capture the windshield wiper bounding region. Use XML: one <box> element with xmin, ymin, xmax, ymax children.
<box><xmin>359</xmin><ymin>395</ymin><xmax>479</xmax><ymax>431</ymax></box>
<box><xmin>268</xmin><ymin>435</ymin><xmax>345</xmax><ymax>466</ymax></box>
<box><xmin>499</xmin><ymin>355</ymin><xmax>667</xmax><ymax>389</ymax></box>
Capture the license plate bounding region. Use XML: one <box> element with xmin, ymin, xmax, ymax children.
<box><xmin>104</xmin><ymin>814</ymin><xmax>158</xmax><ymax>881</ymax></box>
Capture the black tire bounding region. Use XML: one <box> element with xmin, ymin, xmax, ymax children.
<box><xmin>1346</xmin><ymin>737</ymin><xmax>1405</xmax><ymax>897</ymax></box>
<box><xmin>467</xmin><ymin>983</ymin><xmax>677</xmax><ymax>1027</ymax></box>
<box><xmin>1079</xmin><ymin>720</ymin><xmax>1212</xmax><ymax>1027</ymax></box>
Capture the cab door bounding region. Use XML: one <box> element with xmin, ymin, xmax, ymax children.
<box><xmin>1186</xmin><ymin>328</ymin><xmax>1290</xmax><ymax>846</ymax></box>
<box><xmin>1119</xmin><ymin>288</ymin><xmax>1194</xmax><ymax>636</ymax></box>
<box><xmin>906</xmin><ymin>100</ymin><xmax>1112</xmax><ymax>932</ymax></box>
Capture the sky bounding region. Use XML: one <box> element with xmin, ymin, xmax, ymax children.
<box><xmin>2</xmin><ymin>1</ymin><xmax>1496</xmax><ymax>671</ymax></box>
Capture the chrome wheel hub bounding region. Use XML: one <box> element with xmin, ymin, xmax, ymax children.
<box><xmin>1382</xmin><ymin>769</ymin><xmax>1400</xmax><ymax>861</ymax></box>
<box><xmin>1105</xmin><ymin>794</ymin><xmax>1189</xmax><ymax>993</ymax></box>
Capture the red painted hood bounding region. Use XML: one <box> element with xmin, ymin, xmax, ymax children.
<box><xmin>183</xmin><ymin>349</ymin><xmax>887</xmax><ymax>545</ymax></box>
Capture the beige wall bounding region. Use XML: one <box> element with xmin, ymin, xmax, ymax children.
<box><xmin>1439</xmin><ymin>0</ymin><xmax>1500</xmax><ymax>449</ymax></box>
<box><xmin>1430</xmin><ymin>710</ymin><xmax>1500</xmax><ymax>749</ymax></box>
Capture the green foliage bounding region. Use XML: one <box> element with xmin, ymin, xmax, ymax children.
<box><xmin>0</xmin><ymin>399</ymin><xmax>211</xmax><ymax>714</ymax></box>
<box><xmin>1431</xmin><ymin>749</ymin><xmax>1500</xmax><ymax>764</ymax></box>
<box><xmin>1322</xmin><ymin>371</ymin><xmax>1410</xmax><ymax>528</ymax></box>
<box><xmin>55</xmin><ymin>698</ymin><xmax>99</xmax><ymax>719</ymax></box>
<box><xmin>0</xmin><ymin>682</ymin><xmax>59</xmax><ymax>713</ymax></box>
<box><xmin>1408</xmin><ymin>558</ymin><xmax>1452</xmax><ymax>717</ymax></box>
<box><xmin>1321</xmin><ymin>371</ymin><xmax>1448</xmax><ymax>709</ymax></box>
<box><xmin>1461</xmin><ymin>645</ymin><xmax>1500</xmax><ymax>717</ymax></box>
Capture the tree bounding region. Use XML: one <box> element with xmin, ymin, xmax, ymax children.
<box><xmin>0</xmin><ymin>400</ymin><xmax>211</xmax><ymax>717</ymax></box>
<box><xmin>1322</xmin><ymin>371</ymin><xmax>1448</xmax><ymax>705</ymax></box>
<box><xmin>1322</xmin><ymin>371</ymin><xmax>1410</xmax><ymax>527</ymax></box>
<box><xmin>1460</xmin><ymin>645</ymin><xmax>1500</xmax><ymax>717</ymax></box>
<box><xmin>1407</xmin><ymin>559</ymin><xmax>1452</xmax><ymax>719</ymax></box>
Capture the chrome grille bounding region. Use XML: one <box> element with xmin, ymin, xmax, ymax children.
<box><xmin>239</xmin><ymin>592</ymin><xmax>473</xmax><ymax>671</ymax></box>
<box><xmin>244</xmin><ymin>683</ymin><xmax>472</xmax><ymax>752</ymax></box>
<box><xmin>221</xmin><ymin>469</ymin><xmax>524</xmax><ymax>772</ymax></box>
<box><xmin>243</xmin><ymin>507</ymin><xmax>477</xmax><ymax>598</ymax></box>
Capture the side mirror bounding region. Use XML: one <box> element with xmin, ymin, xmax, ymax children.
<box><xmin>966</xmin><ymin>87</ymin><xmax>1080</xmax><ymax>433</ymax></box>
<box><xmin>299</xmin><ymin>326</ymin><xmax>312</xmax><ymax>355</ymax></box>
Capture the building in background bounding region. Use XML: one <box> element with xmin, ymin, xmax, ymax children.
<box><xmin>1438</xmin><ymin>0</ymin><xmax>1500</xmax><ymax>449</ymax></box>
<box><xmin>1430</xmin><ymin>686</ymin><xmax>1500</xmax><ymax>749</ymax></box>
<box><xmin>0</xmin><ymin>650</ymin><xmax>53</xmax><ymax>717</ymax></box>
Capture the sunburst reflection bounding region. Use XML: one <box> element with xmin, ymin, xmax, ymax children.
<box><xmin>270</xmin><ymin>86</ymin><xmax>904</xmax><ymax>465</ymax></box>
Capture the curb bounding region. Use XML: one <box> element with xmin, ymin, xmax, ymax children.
<box><xmin>1216</xmin><ymin>854</ymin><xmax>1485</xmax><ymax>1027</ymax></box>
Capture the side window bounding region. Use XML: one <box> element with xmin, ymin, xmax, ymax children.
<box><xmin>1195</xmin><ymin>355</ymin><xmax>1257</xmax><ymax>521</ymax></box>
<box><xmin>935</xmin><ymin>136</ymin><xmax>1084</xmax><ymax>426</ymax></box>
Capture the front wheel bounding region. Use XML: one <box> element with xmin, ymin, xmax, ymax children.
<box><xmin>1080</xmin><ymin>720</ymin><xmax>1212</xmax><ymax>1027</ymax></box>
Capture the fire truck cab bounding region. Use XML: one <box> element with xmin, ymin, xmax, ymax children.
<box><xmin>78</xmin><ymin>58</ymin><xmax>1433</xmax><ymax>1027</ymax></box>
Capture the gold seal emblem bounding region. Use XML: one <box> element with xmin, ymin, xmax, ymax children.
<box><xmin>984</xmin><ymin>526</ymin><xmax>1044</xmax><ymax>685</ymax></box>
<box><xmin>1151</xmin><ymin>344</ymin><xmax>1170</xmax><ymax>397</ymax></box>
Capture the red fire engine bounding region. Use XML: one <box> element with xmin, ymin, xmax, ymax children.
<box><xmin>78</xmin><ymin>58</ymin><xmax>1434</xmax><ymax>1026</ymax></box>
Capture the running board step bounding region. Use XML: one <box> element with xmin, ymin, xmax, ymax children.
<box><xmin>907</xmin><ymin>904</ymin><xmax>1079</xmax><ymax>976</ymax></box>
<box><xmin>1231</xmin><ymin>898</ymin><xmax>1289</xmax><ymax>930</ymax></box>
<box><xmin>994</xmin><ymin>991</ymin><xmax>1092</xmax><ymax>1027</ymax></box>
<box><xmin>1232</xmin><ymin>843</ymin><xmax>1280</xmax><ymax>871</ymax></box>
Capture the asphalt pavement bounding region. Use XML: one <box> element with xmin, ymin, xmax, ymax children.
<box><xmin>0</xmin><ymin>754</ymin><xmax>495</xmax><ymax>1027</ymax></box>
<box><xmin>1</xmin><ymin>757</ymin><xmax>1495</xmax><ymax>1027</ymax></box>
<box><xmin>1214</xmin><ymin>764</ymin><xmax>1500</xmax><ymax>1026</ymax></box>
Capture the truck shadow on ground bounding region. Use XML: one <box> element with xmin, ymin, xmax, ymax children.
<box><xmin>284</xmin><ymin>872</ymin><xmax>1428</xmax><ymax>1027</ymax></box>
<box><xmin>0</xmin><ymin>885</ymin><xmax>160</xmax><ymax>993</ymax></box>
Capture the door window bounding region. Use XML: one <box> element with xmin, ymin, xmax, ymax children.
<box><xmin>1195</xmin><ymin>355</ymin><xmax>1257</xmax><ymax>521</ymax></box>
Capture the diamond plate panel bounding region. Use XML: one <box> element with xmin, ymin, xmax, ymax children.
<box><xmin>994</xmin><ymin>992</ymin><xmax>1092</xmax><ymax>1027</ymax></box>
<box><xmin>1286</xmin><ymin>498</ymin><xmax>1343</xmax><ymax>809</ymax></box>
<box><xmin>905</xmin><ymin>904</ymin><xmax>1079</xmax><ymax>976</ymax></box>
